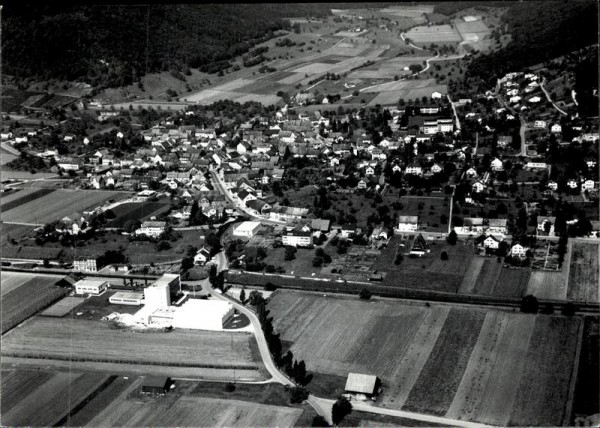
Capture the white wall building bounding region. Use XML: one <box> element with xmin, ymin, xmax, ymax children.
<box><xmin>75</xmin><ymin>279</ymin><xmax>109</xmax><ymax>295</ymax></box>
<box><xmin>109</xmin><ymin>291</ymin><xmax>144</xmax><ymax>306</ymax></box>
<box><xmin>233</xmin><ymin>221</ymin><xmax>262</xmax><ymax>238</ymax></box>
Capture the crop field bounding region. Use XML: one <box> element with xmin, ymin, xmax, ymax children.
<box><xmin>379</xmin><ymin>5</ymin><xmax>434</xmax><ymax>17</ymax></box>
<box><xmin>0</xmin><ymin>187</ymin><xmax>55</xmax><ymax>212</ymax></box>
<box><xmin>1</xmin><ymin>189</ymin><xmax>129</xmax><ymax>224</ymax></box>
<box><xmin>0</xmin><ymin>170</ymin><xmax>58</xmax><ymax>180</ymax></box>
<box><xmin>405</xmin><ymin>25</ymin><xmax>463</xmax><ymax>44</ymax></box>
<box><xmin>269</xmin><ymin>291</ymin><xmax>582</xmax><ymax>426</ymax></box>
<box><xmin>1</xmin><ymin>273</ymin><xmax>68</xmax><ymax>333</ymax></box>
<box><xmin>567</xmin><ymin>243</ymin><xmax>599</xmax><ymax>303</ymax></box>
<box><xmin>40</xmin><ymin>296</ymin><xmax>86</xmax><ymax>317</ymax></box>
<box><xmin>454</xmin><ymin>19</ymin><xmax>490</xmax><ymax>42</ymax></box>
<box><xmin>2</xmin><ymin>316</ymin><xmax>263</xmax><ymax>371</ymax></box>
<box><xmin>1</xmin><ymin>222</ymin><xmax>33</xmax><ymax>243</ymax></box>
<box><xmin>1</xmin><ymin>368</ymin><xmax>110</xmax><ymax>427</ymax></box>
<box><xmin>108</xmin><ymin>201</ymin><xmax>171</xmax><ymax>228</ymax></box>
<box><xmin>460</xmin><ymin>258</ymin><xmax>529</xmax><ymax>298</ymax></box>
<box><xmin>363</xmin><ymin>79</ymin><xmax>448</xmax><ymax>106</ymax></box>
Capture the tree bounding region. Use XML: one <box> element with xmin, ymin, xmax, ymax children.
<box><xmin>311</xmin><ymin>415</ymin><xmax>330</xmax><ymax>427</ymax></box>
<box><xmin>284</xmin><ymin>246</ymin><xmax>297</xmax><ymax>261</ymax></box>
<box><xmin>224</xmin><ymin>382</ymin><xmax>236</xmax><ymax>392</ymax></box>
<box><xmin>331</xmin><ymin>396</ymin><xmax>352</xmax><ymax>425</ymax></box>
<box><xmin>156</xmin><ymin>240</ymin><xmax>171</xmax><ymax>251</ymax></box>
<box><xmin>248</xmin><ymin>290</ymin><xmax>264</xmax><ymax>306</ymax></box>
<box><xmin>562</xmin><ymin>302</ymin><xmax>576</xmax><ymax>316</ymax></box>
<box><xmin>239</xmin><ymin>288</ymin><xmax>246</xmax><ymax>305</ymax></box>
<box><xmin>440</xmin><ymin>251</ymin><xmax>448</xmax><ymax>260</ymax></box>
<box><xmin>446</xmin><ymin>230</ymin><xmax>458</xmax><ymax>245</ymax></box>
<box><xmin>312</xmin><ymin>256</ymin><xmax>324</xmax><ymax>267</ymax></box>
<box><xmin>359</xmin><ymin>288</ymin><xmax>372</xmax><ymax>300</ymax></box>
<box><xmin>520</xmin><ymin>295</ymin><xmax>539</xmax><ymax>313</ymax></box>
<box><xmin>181</xmin><ymin>257</ymin><xmax>194</xmax><ymax>271</ymax></box>
<box><xmin>289</xmin><ymin>386</ymin><xmax>309</xmax><ymax>404</ymax></box>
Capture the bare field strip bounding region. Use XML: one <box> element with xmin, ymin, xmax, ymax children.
<box><xmin>472</xmin><ymin>259</ymin><xmax>502</xmax><ymax>295</ymax></box>
<box><xmin>491</xmin><ymin>267</ymin><xmax>530</xmax><ymax>298</ymax></box>
<box><xmin>88</xmin><ymin>395</ymin><xmax>303</xmax><ymax>427</ymax></box>
<box><xmin>40</xmin><ymin>296</ymin><xmax>86</xmax><ymax>317</ymax></box>
<box><xmin>1</xmin><ymin>271</ymin><xmax>59</xmax><ymax>296</ymax></box>
<box><xmin>185</xmin><ymin>89</ymin><xmax>244</xmax><ymax>104</ymax></box>
<box><xmin>208</xmin><ymin>78</ymin><xmax>255</xmax><ymax>92</ymax></box>
<box><xmin>1</xmin><ymin>317</ymin><xmax>263</xmax><ymax>369</ymax></box>
<box><xmin>458</xmin><ymin>257</ymin><xmax>484</xmax><ymax>293</ymax></box>
<box><xmin>349</xmin><ymin>69</ymin><xmax>412</xmax><ymax>79</ymax></box>
<box><xmin>1</xmin><ymin>370</ymin><xmax>109</xmax><ymax>427</ymax></box>
<box><xmin>0</xmin><ymin>188</ymin><xmax>55</xmax><ymax>211</ymax></box>
<box><xmin>567</xmin><ymin>243</ymin><xmax>599</xmax><ymax>303</ymax></box>
<box><xmin>0</xmin><ymin>368</ymin><xmax>55</xmax><ymax>413</ymax></box>
<box><xmin>235</xmin><ymin>93</ymin><xmax>281</xmax><ymax>105</ymax></box>
<box><xmin>278</xmin><ymin>73</ymin><xmax>307</xmax><ymax>85</ymax></box>
<box><xmin>1</xmin><ymin>189</ymin><xmax>128</xmax><ymax>224</ymax></box>
<box><xmin>293</xmin><ymin>62</ymin><xmax>340</xmax><ymax>74</ymax></box>
<box><xmin>508</xmin><ymin>316</ymin><xmax>582</xmax><ymax>426</ymax></box>
<box><xmin>402</xmin><ymin>308</ymin><xmax>486</xmax><ymax>416</ymax></box>
<box><xmin>363</xmin><ymin>78</ymin><xmax>438</xmax><ymax>93</ymax></box>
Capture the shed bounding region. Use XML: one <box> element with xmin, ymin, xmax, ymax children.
<box><xmin>141</xmin><ymin>376</ymin><xmax>172</xmax><ymax>395</ymax></box>
<box><xmin>344</xmin><ymin>373</ymin><xmax>381</xmax><ymax>397</ymax></box>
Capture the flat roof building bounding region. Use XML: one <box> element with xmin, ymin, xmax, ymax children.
<box><xmin>233</xmin><ymin>221</ymin><xmax>262</xmax><ymax>238</ymax></box>
<box><xmin>74</xmin><ymin>279</ymin><xmax>109</xmax><ymax>296</ymax></box>
<box><xmin>109</xmin><ymin>291</ymin><xmax>144</xmax><ymax>306</ymax></box>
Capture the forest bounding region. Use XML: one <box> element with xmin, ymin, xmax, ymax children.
<box><xmin>2</xmin><ymin>4</ymin><xmax>331</xmax><ymax>89</ymax></box>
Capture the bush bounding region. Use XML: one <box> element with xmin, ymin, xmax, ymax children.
<box><xmin>520</xmin><ymin>295</ymin><xmax>539</xmax><ymax>313</ymax></box>
<box><xmin>312</xmin><ymin>415</ymin><xmax>330</xmax><ymax>427</ymax></box>
<box><xmin>440</xmin><ymin>251</ymin><xmax>448</xmax><ymax>260</ymax></box>
<box><xmin>289</xmin><ymin>386</ymin><xmax>309</xmax><ymax>404</ymax></box>
<box><xmin>359</xmin><ymin>289</ymin><xmax>372</xmax><ymax>300</ymax></box>
<box><xmin>224</xmin><ymin>382</ymin><xmax>236</xmax><ymax>392</ymax></box>
<box><xmin>562</xmin><ymin>302</ymin><xmax>576</xmax><ymax>316</ymax></box>
<box><xmin>156</xmin><ymin>240</ymin><xmax>171</xmax><ymax>251</ymax></box>
<box><xmin>446</xmin><ymin>230</ymin><xmax>457</xmax><ymax>245</ymax></box>
<box><xmin>332</xmin><ymin>396</ymin><xmax>352</xmax><ymax>425</ymax></box>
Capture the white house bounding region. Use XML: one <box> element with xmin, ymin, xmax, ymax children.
<box><xmin>510</xmin><ymin>243</ymin><xmax>529</xmax><ymax>258</ymax></box>
<box><xmin>430</xmin><ymin>163</ymin><xmax>443</xmax><ymax>174</ymax></box>
<box><xmin>582</xmin><ymin>179</ymin><xmax>596</xmax><ymax>191</ymax></box>
<box><xmin>547</xmin><ymin>181</ymin><xmax>558</xmax><ymax>191</ymax></box>
<box><xmin>431</xmin><ymin>91</ymin><xmax>443</xmax><ymax>99</ymax></box>
<box><xmin>194</xmin><ymin>247</ymin><xmax>211</xmax><ymax>265</ymax></box>
<box><xmin>491</xmin><ymin>158</ymin><xmax>503</xmax><ymax>171</ymax></box>
<box><xmin>551</xmin><ymin>124</ymin><xmax>562</xmax><ymax>133</ymax></box>
<box><xmin>135</xmin><ymin>221</ymin><xmax>166</xmax><ymax>238</ymax></box>
<box><xmin>74</xmin><ymin>279</ymin><xmax>109</xmax><ymax>296</ymax></box>
<box><xmin>482</xmin><ymin>235</ymin><xmax>501</xmax><ymax>250</ymax></box>
<box><xmin>397</xmin><ymin>216</ymin><xmax>418</xmax><ymax>232</ymax></box>
<box><xmin>466</xmin><ymin>167</ymin><xmax>478</xmax><ymax>178</ymax></box>
<box><xmin>281</xmin><ymin>226</ymin><xmax>312</xmax><ymax>247</ymax></box>
<box><xmin>537</xmin><ymin>216</ymin><xmax>556</xmax><ymax>235</ymax></box>
<box><xmin>232</xmin><ymin>221</ymin><xmax>261</xmax><ymax>238</ymax></box>
<box><xmin>528</xmin><ymin>96</ymin><xmax>541</xmax><ymax>103</ymax></box>
<box><xmin>405</xmin><ymin>164</ymin><xmax>423</xmax><ymax>176</ymax></box>
<box><xmin>472</xmin><ymin>181</ymin><xmax>486</xmax><ymax>193</ymax></box>
<box><xmin>533</xmin><ymin>120</ymin><xmax>547</xmax><ymax>128</ymax></box>
<box><xmin>567</xmin><ymin>179</ymin><xmax>578</xmax><ymax>189</ymax></box>
<box><xmin>525</xmin><ymin>162</ymin><xmax>548</xmax><ymax>170</ymax></box>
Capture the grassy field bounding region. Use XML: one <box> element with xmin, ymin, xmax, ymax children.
<box><xmin>567</xmin><ymin>243</ymin><xmax>599</xmax><ymax>303</ymax></box>
<box><xmin>268</xmin><ymin>290</ymin><xmax>583</xmax><ymax>426</ymax></box>
<box><xmin>40</xmin><ymin>296</ymin><xmax>86</xmax><ymax>317</ymax></box>
<box><xmin>404</xmin><ymin>24</ymin><xmax>463</xmax><ymax>44</ymax></box>
<box><xmin>108</xmin><ymin>201</ymin><xmax>171</xmax><ymax>228</ymax></box>
<box><xmin>0</xmin><ymin>188</ymin><xmax>55</xmax><ymax>212</ymax></box>
<box><xmin>0</xmin><ymin>222</ymin><xmax>34</xmax><ymax>243</ymax></box>
<box><xmin>1</xmin><ymin>368</ymin><xmax>109</xmax><ymax>427</ymax></box>
<box><xmin>1</xmin><ymin>273</ymin><xmax>69</xmax><ymax>333</ymax></box>
<box><xmin>527</xmin><ymin>241</ymin><xmax>572</xmax><ymax>300</ymax></box>
<box><xmin>2</xmin><ymin>316</ymin><xmax>263</xmax><ymax>371</ymax></box>
<box><xmin>2</xmin><ymin>189</ymin><xmax>130</xmax><ymax>224</ymax></box>
<box><xmin>461</xmin><ymin>257</ymin><xmax>530</xmax><ymax>298</ymax></box>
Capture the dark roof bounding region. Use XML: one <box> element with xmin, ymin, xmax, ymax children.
<box><xmin>142</xmin><ymin>376</ymin><xmax>171</xmax><ymax>388</ymax></box>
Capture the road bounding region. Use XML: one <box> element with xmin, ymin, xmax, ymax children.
<box><xmin>494</xmin><ymin>81</ymin><xmax>528</xmax><ymax>156</ymax></box>
<box><xmin>540</xmin><ymin>77</ymin><xmax>568</xmax><ymax>116</ymax></box>
<box><xmin>447</xmin><ymin>94</ymin><xmax>461</xmax><ymax>131</ymax></box>
<box><xmin>209</xmin><ymin>169</ymin><xmax>284</xmax><ymax>225</ymax></box>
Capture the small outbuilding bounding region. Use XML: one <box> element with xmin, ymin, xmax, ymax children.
<box><xmin>344</xmin><ymin>373</ymin><xmax>381</xmax><ymax>398</ymax></box>
<box><xmin>141</xmin><ymin>376</ymin><xmax>172</xmax><ymax>395</ymax></box>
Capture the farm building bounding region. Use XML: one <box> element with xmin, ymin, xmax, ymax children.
<box><xmin>74</xmin><ymin>279</ymin><xmax>109</xmax><ymax>296</ymax></box>
<box><xmin>135</xmin><ymin>221</ymin><xmax>166</xmax><ymax>238</ymax></box>
<box><xmin>109</xmin><ymin>291</ymin><xmax>144</xmax><ymax>306</ymax></box>
<box><xmin>144</xmin><ymin>282</ymin><xmax>171</xmax><ymax>309</ymax></box>
<box><xmin>141</xmin><ymin>376</ymin><xmax>172</xmax><ymax>395</ymax></box>
<box><xmin>148</xmin><ymin>299</ymin><xmax>235</xmax><ymax>331</ymax></box>
<box><xmin>344</xmin><ymin>373</ymin><xmax>381</xmax><ymax>399</ymax></box>
<box><xmin>397</xmin><ymin>216</ymin><xmax>419</xmax><ymax>232</ymax></box>
<box><xmin>233</xmin><ymin>221</ymin><xmax>262</xmax><ymax>238</ymax></box>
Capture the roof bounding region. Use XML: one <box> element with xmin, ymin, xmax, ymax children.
<box><xmin>311</xmin><ymin>219</ymin><xmax>331</xmax><ymax>232</ymax></box>
<box><xmin>142</xmin><ymin>376</ymin><xmax>171</xmax><ymax>388</ymax></box>
<box><xmin>398</xmin><ymin>215</ymin><xmax>418</xmax><ymax>224</ymax></box>
<box><xmin>111</xmin><ymin>291</ymin><xmax>144</xmax><ymax>300</ymax></box>
<box><xmin>345</xmin><ymin>373</ymin><xmax>378</xmax><ymax>394</ymax></box>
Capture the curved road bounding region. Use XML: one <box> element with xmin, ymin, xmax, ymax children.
<box><xmin>205</xmin><ymin>252</ymin><xmax>495</xmax><ymax>427</ymax></box>
<box><xmin>540</xmin><ymin>78</ymin><xmax>568</xmax><ymax>116</ymax></box>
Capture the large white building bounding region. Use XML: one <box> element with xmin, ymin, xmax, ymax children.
<box><xmin>397</xmin><ymin>216</ymin><xmax>419</xmax><ymax>232</ymax></box>
<box><xmin>233</xmin><ymin>221</ymin><xmax>262</xmax><ymax>238</ymax></box>
<box><xmin>74</xmin><ymin>279</ymin><xmax>109</xmax><ymax>295</ymax></box>
<box><xmin>109</xmin><ymin>291</ymin><xmax>144</xmax><ymax>306</ymax></box>
<box><xmin>73</xmin><ymin>257</ymin><xmax>101</xmax><ymax>273</ymax></box>
<box><xmin>135</xmin><ymin>221</ymin><xmax>166</xmax><ymax>238</ymax></box>
<box><xmin>282</xmin><ymin>226</ymin><xmax>313</xmax><ymax>247</ymax></box>
<box><xmin>148</xmin><ymin>299</ymin><xmax>235</xmax><ymax>330</ymax></box>
<box><xmin>143</xmin><ymin>274</ymin><xmax>180</xmax><ymax>309</ymax></box>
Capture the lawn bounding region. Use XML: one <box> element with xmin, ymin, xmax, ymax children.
<box><xmin>1</xmin><ymin>189</ymin><xmax>130</xmax><ymax>224</ymax></box>
<box><xmin>0</xmin><ymin>222</ymin><xmax>34</xmax><ymax>243</ymax></box>
<box><xmin>1</xmin><ymin>316</ymin><xmax>264</xmax><ymax>371</ymax></box>
<box><xmin>1</xmin><ymin>273</ymin><xmax>69</xmax><ymax>333</ymax></box>
<box><xmin>40</xmin><ymin>296</ymin><xmax>87</xmax><ymax>317</ymax></box>
<box><xmin>567</xmin><ymin>243</ymin><xmax>599</xmax><ymax>303</ymax></box>
<box><xmin>268</xmin><ymin>290</ymin><xmax>583</xmax><ymax>426</ymax></box>
<box><xmin>108</xmin><ymin>201</ymin><xmax>171</xmax><ymax>228</ymax></box>
<box><xmin>261</xmin><ymin>246</ymin><xmax>319</xmax><ymax>276</ymax></box>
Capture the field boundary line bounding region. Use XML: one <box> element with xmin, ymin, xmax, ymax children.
<box><xmin>563</xmin><ymin>318</ymin><xmax>585</xmax><ymax>425</ymax></box>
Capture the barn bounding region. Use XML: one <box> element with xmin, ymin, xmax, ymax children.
<box><xmin>344</xmin><ymin>373</ymin><xmax>381</xmax><ymax>399</ymax></box>
<box><xmin>141</xmin><ymin>376</ymin><xmax>172</xmax><ymax>395</ymax></box>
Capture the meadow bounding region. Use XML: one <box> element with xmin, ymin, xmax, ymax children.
<box><xmin>108</xmin><ymin>201</ymin><xmax>171</xmax><ymax>228</ymax></box>
<box><xmin>1</xmin><ymin>189</ymin><xmax>129</xmax><ymax>224</ymax></box>
<box><xmin>567</xmin><ymin>242</ymin><xmax>599</xmax><ymax>303</ymax></box>
<box><xmin>268</xmin><ymin>290</ymin><xmax>582</xmax><ymax>426</ymax></box>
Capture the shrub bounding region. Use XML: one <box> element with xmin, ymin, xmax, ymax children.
<box><xmin>440</xmin><ymin>251</ymin><xmax>448</xmax><ymax>260</ymax></box>
<box><xmin>359</xmin><ymin>289</ymin><xmax>372</xmax><ymax>300</ymax></box>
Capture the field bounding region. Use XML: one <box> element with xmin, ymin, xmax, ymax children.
<box><xmin>268</xmin><ymin>290</ymin><xmax>582</xmax><ymax>426</ymax></box>
<box><xmin>363</xmin><ymin>78</ymin><xmax>449</xmax><ymax>106</ymax></box>
<box><xmin>404</xmin><ymin>24</ymin><xmax>463</xmax><ymax>44</ymax></box>
<box><xmin>0</xmin><ymin>368</ymin><xmax>110</xmax><ymax>426</ymax></box>
<box><xmin>567</xmin><ymin>243</ymin><xmax>599</xmax><ymax>303</ymax></box>
<box><xmin>527</xmin><ymin>241</ymin><xmax>572</xmax><ymax>300</ymax></box>
<box><xmin>1</xmin><ymin>189</ymin><xmax>130</xmax><ymax>224</ymax></box>
<box><xmin>2</xmin><ymin>316</ymin><xmax>263</xmax><ymax>372</ymax></box>
<box><xmin>572</xmin><ymin>316</ymin><xmax>599</xmax><ymax>422</ymax></box>
<box><xmin>108</xmin><ymin>201</ymin><xmax>171</xmax><ymax>228</ymax></box>
<box><xmin>459</xmin><ymin>258</ymin><xmax>530</xmax><ymax>298</ymax></box>
<box><xmin>40</xmin><ymin>296</ymin><xmax>86</xmax><ymax>317</ymax></box>
<box><xmin>0</xmin><ymin>187</ymin><xmax>55</xmax><ymax>212</ymax></box>
<box><xmin>379</xmin><ymin>5</ymin><xmax>434</xmax><ymax>18</ymax></box>
<box><xmin>1</xmin><ymin>272</ymin><xmax>69</xmax><ymax>333</ymax></box>
<box><xmin>1</xmin><ymin>223</ymin><xmax>34</xmax><ymax>245</ymax></box>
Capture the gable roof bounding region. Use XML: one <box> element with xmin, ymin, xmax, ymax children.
<box><xmin>345</xmin><ymin>373</ymin><xmax>378</xmax><ymax>394</ymax></box>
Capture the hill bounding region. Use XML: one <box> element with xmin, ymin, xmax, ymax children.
<box><xmin>1</xmin><ymin>4</ymin><xmax>331</xmax><ymax>89</ymax></box>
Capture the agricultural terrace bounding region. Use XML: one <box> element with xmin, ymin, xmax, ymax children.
<box><xmin>1</xmin><ymin>317</ymin><xmax>264</xmax><ymax>374</ymax></box>
<box><xmin>1</xmin><ymin>189</ymin><xmax>130</xmax><ymax>225</ymax></box>
<box><xmin>268</xmin><ymin>290</ymin><xmax>582</xmax><ymax>426</ymax></box>
<box><xmin>567</xmin><ymin>243</ymin><xmax>599</xmax><ymax>303</ymax></box>
<box><xmin>1</xmin><ymin>272</ymin><xmax>69</xmax><ymax>333</ymax></box>
<box><xmin>0</xmin><ymin>368</ymin><xmax>110</xmax><ymax>427</ymax></box>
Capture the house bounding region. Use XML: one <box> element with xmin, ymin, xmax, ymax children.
<box><xmin>525</xmin><ymin>162</ymin><xmax>548</xmax><ymax>170</ymax></box>
<box><xmin>397</xmin><ymin>216</ymin><xmax>418</xmax><ymax>232</ymax></box>
<box><xmin>488</xmin><ymin>219</ymin><xmax>508</xmax><ymax>235</ymax></box>
<box><xmin>497</xmin><ymin>135</ymin><xmax>513</xmax><ymax>149</ymax></box>
<box><xmin>537</xmin><ymin>216</ymin><xmax>556</xmax><ymax>235</ymax></box>
<box><xmin>57</xmin><ymin>157</ymin><xmax>82</xmax><ymax>171</ymax></box>
<box><xmin>533</xmin><ymin>120</ymin><xmax>547</xmax><ymax>128</ymax></box>
<box><xmin>365</xmin><ymin>166</ymin><xmax>375</xmax><ymax>176</ymax></box>
<box><xmin>405</xmin><ymin>164</ymin><xmax>423</xmax><ymax>176</ymax></box>
<box><xmin>431</xmin><ymin>91</ymin><xmax>443</xmax><ymax>99</ymax></box>
<box><xmin>194</xmin><ymin>247</ymin><xmax>211</xmax><ymax>265</ymax></box>
<box><xmin>344</xmin><ymin>373</ymin><xmax>381</xmax><ymax>399</ymax></box>
<box><xmin>551</xmin><ymin>124</ymin><xmax>562</xmax><ymax>133</ymax></box>
<box><xmin>472</xmin><ymin>181</ymin><xmax>486</xmax><ymax>193</ymax></box>
<box><xmin>135</xmin><ymin>221</ymin><xmax>166</xmax><ymax>238</ymax></box>
<box><xmin>567</xmin><ymin>179</ymin><xmax>578</xmax><ymax>189</ymax></box>
<box><xmin>482</xmin><ymin>235</ymin><xmax>501</xmax><ymax>250</ymax></box>
<box><xmin>311</xmin><ymin>219</ymin><xmax>331</xmax><ymax>233</ymax></box>
<box><xmin>409</xmin><ymin>233</ymin><xmax>430</xmax><ymax>256</ymax></box>
<box><xmin>357</xmin><ymin>179</ymin><xmax>367</xmax><ymax>190</ymax></box>
<box><xmin>582</xmin><ymin>179</ymin><xmax>596</xmax><ymax>191</ymax></box>
<box><xmin>282</xmin><ymin>226</ymin><xmax>313</xmax><ymax>247</ymax></box>
<box><xmin>233</xmin><ymin>221</ymin><xmax>261</xmax><ymax>238</ymax></box>
<box><xmin>73</xmin><ymin>256</ymin><xmax>102</xmax><ymax>273</ymax></box>
<box><xmin>510</xmin><ymin>243</ymin><xmax>529</xmax><ymax>258</ymax></box>
<box><xmin>528</xmin><ymin>96</ymin><xmax>541</xmax><ymax>103</ymax></box>
<box><xmin>463</xmin><ymin>217</ymin><xmax>485</xmax><ymax>233</ymax></box>
<box><xmin>465</xmin><ymin>167</ymin><xmax>478</xmax><ymax>178</ymax></box>
<box><xmin>430</xmin><ymin>163</ymin><xmax>443</xmax><ymax>174</ymax></box>
<box><xmin>491</xmin><ymin>158</ymin><xmax>503</xmax><ymax>171</ymax></box>
<box><xmin>548</xmin><ymin>181</ymin><xmax>558</xmax><ymax>191</ymax></box>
